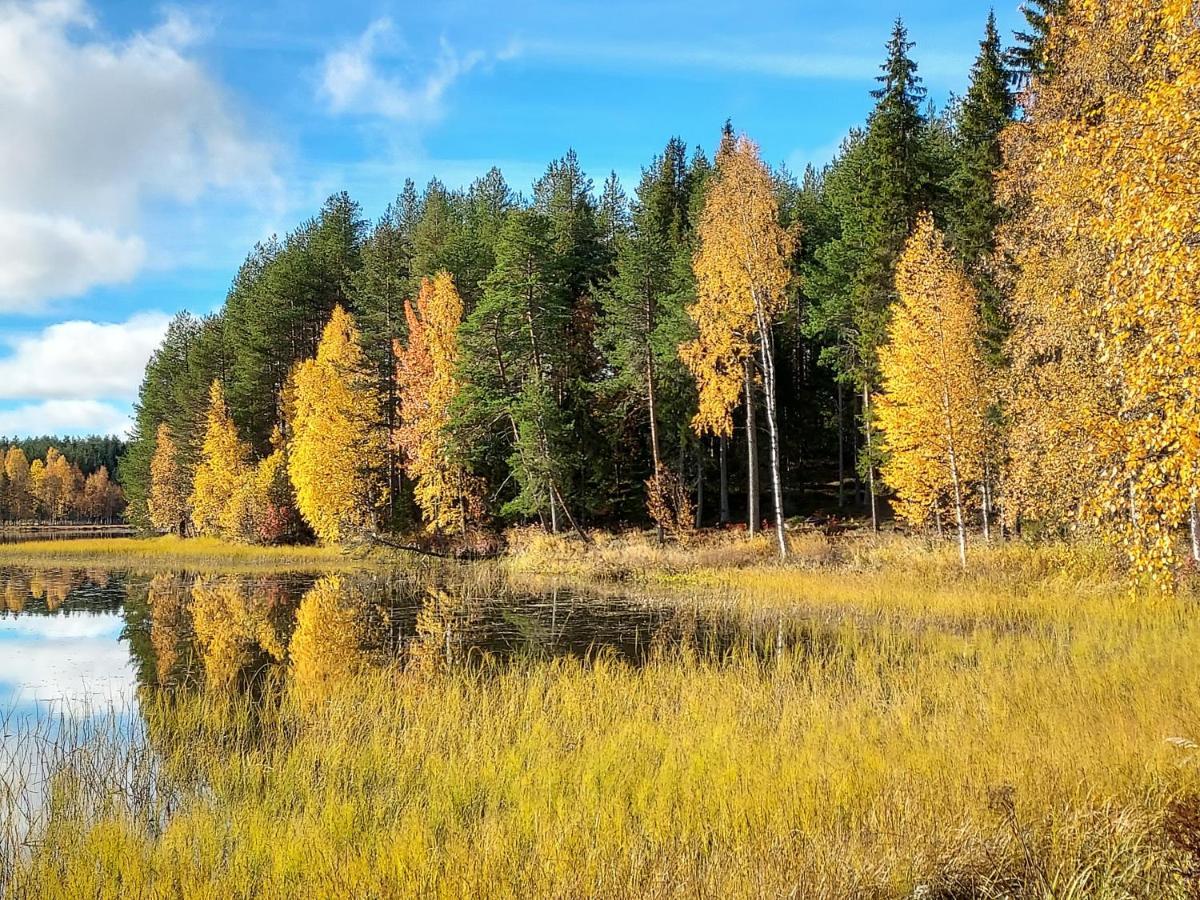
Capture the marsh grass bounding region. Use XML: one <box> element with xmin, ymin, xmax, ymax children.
<box><xmin>4</xmin><ymin>535</ymin><xmax>1200</xmax><ymax>897</ymax></box>
<box><xmin>0</xmin><ymin>536</ymin><xmax>360</xmax><ymax>573</ymax></box>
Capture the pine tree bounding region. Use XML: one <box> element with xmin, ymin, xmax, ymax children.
<box><xmin>876</xmin><ymin>214</ymin><xmax>987</xmax><ymax>568</ymax></box>
<box><xmin>458</xmin><ymin>210</ymin><xmax>580</xmax><ymax>532</ymax></box>
<box><xmin>1008</xmin><ymin>0</ymin><xmax>1069</xmax><ymax>85</ymax></box>
<box><xmin>288</xmin><ymin>305</ymin><xmax>385</xmax><ymax>544</ymax></box>
<box><xmin>600</xmin><ymin>138</ymin><xmax>698</xmax><ymax>535</ymax></box>
<box><xmin>805</xmin><ymin>21</ymin><xmax>934</xmax><ymax>529</ymax></box>
<box><xmin>354</xmin><ymin>195</ymin><xmax>417</xmax><ymax>528</ymax></box>
<box><xmin>684</xmin><ymin>134</ymin><xmax>796</xmax><ymax>557</ymax></box>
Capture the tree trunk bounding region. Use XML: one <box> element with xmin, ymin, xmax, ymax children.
<box><xmin>836</xmin><ymin>379</ymin><xmax>846</xmax><ymax>510</ymax></box>
<box><xmin>719</xmin><ymin>436</ymin><xmax>730</xmax><ymax>525</ymax></box>
<box><xmin>755</xmin><ymin>312</ymin><xmax>788</xmax><ymax>559</ymax></box>
<box><xmin>646</xmin><ymin>350</ymin><xmax>664</xmax><ymax>544</ymax></box>
<box><xmin>744</xmin><ymin>358</ymin><xmax>760</xmax><ymax>537</ymax></box>
<box><xmin>863</xmin><ymin>384</ymin><xmax>878</xmax><ymax>532</ymax></box>
<box><xmin>1191</xmin><ymin>500</ymin><xmax>1200</xmax><ymax>564</ymax></box>
<box><xmin>943</xmin><ymin>389</ymin><xmax>967</xmax><ymax>570</ymax></box>
<box><xmin>695</xmin><ymin>440</ymin><xmax>704</xmax><ymax>529</ymax></box>
<box><xmin>981</xmin><ymin>457</ymin><xmax>992</xmax><ymax>543</ymax></box>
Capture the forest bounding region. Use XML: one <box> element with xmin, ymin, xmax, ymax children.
<box><xmin>0</xmin><ymin>437</ymin><xmax>126</xmax><ymax>524</ymax></box>
<box><xmin>119</xmin><ymin>0</ymin><xmax>1198</xmax><ymax>582</ymax></box>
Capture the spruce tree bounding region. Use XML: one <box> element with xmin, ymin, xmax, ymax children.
<box><xmin>599</xmin><ymin>139</ymin><xmax>698</xmax><ymax>528</ymax></box>
<box><xmin>1007</xmin><ymin>0</ymin><xmax>1068</xmax><ymax>85</ymax></box>
<box><xmin>947</xmin><ymin>12</ymin><xmax>1015</xmax><ymax>359</ymax></box>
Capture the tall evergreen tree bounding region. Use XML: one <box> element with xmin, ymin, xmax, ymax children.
<box><xmin>599</xmin><ymin>139</ymin><xmax>698</xmax><ymax>531</ymax></box>
<box><xmin>947</xmin><ymin>11</ymin><xmax>1015</xmax><ymax>358</ymax></box>
<box><xmin>457</xmin><ymin>209</ymin><xmax>581</xmax><ymax>532</ymax></box>
<box><xmin>1007</xmin><ymin>0</ymin><xmax>1069</xmax><ymax>85</ymax></box>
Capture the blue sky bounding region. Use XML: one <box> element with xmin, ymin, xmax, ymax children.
<box><xmin>0</xmin><ymin>0</ymin><xmax>1022</xmax><ymax>439</ymax></box>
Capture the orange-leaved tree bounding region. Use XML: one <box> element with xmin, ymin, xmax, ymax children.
<box><xmin>682</xmin><ymin>132</ymin><xmax>795</xmax><ymax>557</ymax></box>
<box><xmin>395</xmin><ymin>272</ymin><xmax>483</xmax><ymax>536</ymax></box>
<box><xmin>877</xmin><ymin>213</ymin><xmax>987</xmax><ymax>569</ymax></box>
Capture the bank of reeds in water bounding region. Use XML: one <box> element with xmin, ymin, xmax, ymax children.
<box><xmin>0</xmin><ymin>535</ymin><xmax>359</xmax><ymax>573</ymax></box>
<box><xmin>4</xmin><ymin>538</ymin><xmax>1200</xmax><ymax>897</ymax></box>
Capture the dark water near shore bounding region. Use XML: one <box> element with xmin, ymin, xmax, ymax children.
<box><xmin>0</xmin><ymin>563</ymin><xmax>776</xmax><ymax>723</ymax></box>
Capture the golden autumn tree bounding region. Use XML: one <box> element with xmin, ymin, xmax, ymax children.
<box><xmin>1001</xmin><ymin>0</ymin><xmax>1200</xmax><ymax>583</ymax></box>
<box><xmin>876</xmin><ymin>214</ymin><xmax>987</xmax><ymax>568</ymax></box>
<box><xmin>1063</xmin><ymin>0</ymin><xmax>1200</xmax><ymax>582</ymax></box>
<box><xmin>396</xmin><ymin>273</ymin><xmax>484</xmax><ymax>536</ymax></box>
<box><xmin>682</xmin><ymin>133</ymin><xmax>796</xmax><ymax>557</ymax></box>
<box><xmin>190</xmin><ymin>381</ymin><xmax>252</xmax><ymax>537</ymax></box>
<box><xmin>29</xmin><ymin>458</ymin><xmax>46</xmax><ymax>519</ymax></box>
<box><xmin>3</xmin><ymin>447</ymin><xmax>35</xmax><ymax>521</ymax></box>
<box><xmin>288</xmin><ymin>305</ymin><xmax>386</xmax><ymax>544</ymax></box>
<box><xmin>148</xmin><ymin>423</ymin><xmax>189</xmax><ymax>534</ymax></box>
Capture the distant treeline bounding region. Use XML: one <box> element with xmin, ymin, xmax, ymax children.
<box><xmin>0</xmin><ymin>436</ymin><xmax>125</xmax><ymax>478</ymax></box>
<box><xmin>1</xmin><ymin>444</ymin><xmax>126</xmax><ymax>524</ymax></box>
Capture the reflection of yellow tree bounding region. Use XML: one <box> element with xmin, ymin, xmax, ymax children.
<box><xmin>2</xmin><ymin>575</ymin><xmax>27</xmax><ymax>613</ymax></box>
<box><xmin>408</xmin><ymin>588</ymin><xmax>477</xmax><ymax>675</ymax></box>
<box><xmin>289</xmin><ymin>576</ymin><xmax>382</xmax><ymax>703</ymax></box>
<box><xmin>148</xmin><ymin>573</ymin><xmax>192</xmax><ymax>687</ymax></box>
<box><xmin>191</xmin><ymin>576</ymin><xmax>287</xmax><ymax>688</ymax></box>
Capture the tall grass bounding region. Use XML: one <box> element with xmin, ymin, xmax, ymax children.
<box><xmin>0</xmin><ymin>535</ymin><xmax>360</xmax><ymax>573</ymax></box>
<box><xmin>4</xmin><ymin>538</ymin><xmax>1200</xmax><ymax>897</ymax></box>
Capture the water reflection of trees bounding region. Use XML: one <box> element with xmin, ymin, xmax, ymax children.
<box><xmin>125</xmin><ymin>569</ymin><xmax>830</xmax><ymax>705</ymax></box>
<box><xmin>0</xmin><ymin>567</ymin><xmax>122</xmax><ymax>616</ymax></box>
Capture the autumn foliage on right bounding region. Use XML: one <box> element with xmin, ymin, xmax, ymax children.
<box><xmin>874</xmin><ymin>0</ymin><xmax>1200</xmax><ymax>583</ymax></box>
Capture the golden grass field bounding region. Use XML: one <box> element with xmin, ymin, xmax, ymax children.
<box><xmin>3</xmin><ymin>531</ymin><xmax>1200</xmax><ymax>897</ymax></box>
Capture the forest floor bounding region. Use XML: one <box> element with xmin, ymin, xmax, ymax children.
<box><xmin>5</xmin><ymin>530</ymin><xmax>1200</xmax><ymax>896</ymax></box>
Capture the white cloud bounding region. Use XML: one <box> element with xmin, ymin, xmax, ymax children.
<box><xmin>319</xmin><ymin>18</ymin><xmax>492</xmax><ymax>121</ymax></box>
<box><xmin>0</xmin><ymin>0</ymin><xmax>275</xmax><ymax>309</ymax></box>
<box><xmin>0</xmin><ymin>313</ymin><xmax>170</xmax><ymax>403</ymax></box>
<box><xmin>0</xmin><ymin>400</ymin><xmax>135</xmax><ymax>438</ymax></box>
<box><xmin>0</xmin><ymin>211</ymin><xmax>146</xmax><ymax>306</ymax></box>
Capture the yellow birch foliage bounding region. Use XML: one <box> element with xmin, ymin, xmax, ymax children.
<box><xmin>1004</xmin><ymin>0</ymin><xmax>1200</xmax><ymax>580</ymax></box>
<box><xmin>396</xmin><ymin>273</ymin><xmax>484</xmax><ymax>534</ymax></box>
<box><xmin>1068</xmin><ymin>0</ymin><xmax>1200</xmax><ymax>580</ymax></box>
<box><xmin>148</xmin><ymin>423</ymin><xmax>189</xmax><ymax>534</ymax></box>
<box><xmin>877</xmin><ymin>214</ymin><xmax>987</xmax><ymax>527</ymax></box>
<box><xmin>29</xmin><ymin>459</ymin><xmax>46</xmax><ymax>517</ymax></box>
<box><xmin>288</xmin><ymin>305</ymin><xmax>385</xmax><ymax>544</ymax></box>
<box><xmin>189</xmin><ymin>381</ymin><xmax>252</xmax><ymax>538</ymax></box>
<box><xmin>681</xmin><ymin>135</ymin><xmax>795</xmax><ymax>436</ymax></box>
<box><xmin>3</xmin><ymin>447</ymin><xmax>34</xmax><ymax>521</ymax></box>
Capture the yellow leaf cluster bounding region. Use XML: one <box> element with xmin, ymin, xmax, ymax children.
<box><xmin>148</xmin><ymin>423</ymin><xmax>188</xmax><ymax>534</ymax></box>
<box><xmin>1003</xmin><ymin>0</ymin><xmax>1200</xmax><ymax>581</ymax></box>
<box><xmin>189</xmin><ymin>381</ymin><xmax>252</xmax><ymax>538</ymax></box>
<box><xmin>288</xmin><ymin>305</ymin><xmax>385</xmax><ymax>544</ymax></box>
<box><xmin>682</xmin><ymin>135</ymin><xmax>795</xmax><ymax>436</ymax></box>
<box><xmin>877</xmin><ymin>214</ymin><xmax>987</xmax><ymax>528</ymax></box>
